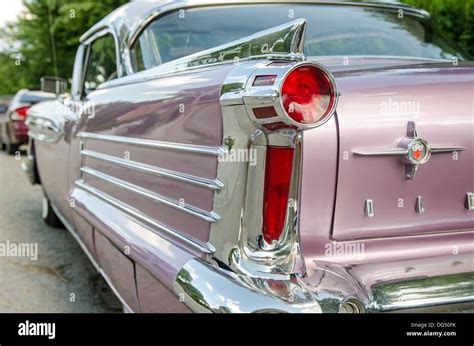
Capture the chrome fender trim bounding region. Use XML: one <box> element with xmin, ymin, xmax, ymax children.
<box><xmin>368</xmin><ymin>272</ymin><xmax>474</xmax><ymax>312</ymax></box>
<box><xmin>173</xmin><ymin>258</ymin><xmax>321</xmax><ymax>313</ymax></box>
<box><xmin>26</xmin><ymin>116</ymin><xmax>63</xmax><ymax>143</ymax></box>
<box><xmin>173</xmin><ymin>258</ymin><xmax>367</xmax><ymax>313</ymax></box>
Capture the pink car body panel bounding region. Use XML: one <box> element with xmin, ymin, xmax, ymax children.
<box><xmin>24</xmin><ymin>1</ymin><xmax>474</xmax><ymax>313</ymax></box>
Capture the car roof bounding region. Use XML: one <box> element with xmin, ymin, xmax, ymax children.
<box><xmin>13</xmin><ymin>90</ymin><xmax>56</xmax><ymax>103</ymax></box>
<box><xmin>81</xmin><ymin>0</ymin><xmax>429</xmax><ymax>47</ymax></box>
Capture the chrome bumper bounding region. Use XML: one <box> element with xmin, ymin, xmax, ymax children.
<box><xmin>173</xmin><ymin>258</ymin><xmax>366</xmax><ymax>313</ymax></box>
<box><xmin>174</xmin><ymin>258</ymin><xmax>474</xmax><ymax>313</ymax></box>
<box><xmin>368</xmin><ymin>272</ymin><xmax>474</xmax><ymax>312</ymax></box>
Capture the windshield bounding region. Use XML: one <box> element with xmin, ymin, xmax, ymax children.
<box><xmin>131</xmin><ymin>4</ymin><xmax>470</xmax><ymax>71</ymax></box>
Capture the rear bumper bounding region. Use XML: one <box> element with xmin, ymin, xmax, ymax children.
<box><xmin>368</xmin><ymin>272</ymin><xmax>474</xmax><ymax>312</ymax></box>
<box><xmin>173</xmin><ymin>258</ymin><xmax>327</xmax><ymax>313</ymax></box>
<box><xmin>174</xmin><ymin>258</ymin><xmax>474</xmax><ymax>313</ymax></box>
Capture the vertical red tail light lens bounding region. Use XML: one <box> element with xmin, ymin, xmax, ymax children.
<box><xmin>14</xmin><ymin>106</ymin><xmax>30</xmax><ymax>120</ymax></box>
<box><xmin>262</xmin><ymin>146</ymin><xmax>294</xmax><ymax>244</ymax></box>
<box><xmin>281</xmin><ymin>65</ymin><xmax>335</xmax><ymax>126</ymax></box>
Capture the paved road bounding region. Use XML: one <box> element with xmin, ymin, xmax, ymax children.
<box><xmin>0</xmin><ymin>150</ymin><xmax>121</xmax><ymax>312</ymax></box>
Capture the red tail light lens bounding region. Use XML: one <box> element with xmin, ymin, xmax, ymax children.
<box><xmin>15</xmin><ymin>106</ymin><xmax>30</xmax><ymax>120</ymax></box>
<box><xmin>281</xmin><ymin>65</ymin><xmax>335</xmax><ymax>125</ymax></box>
<box><xmin>262</xmin><ymin>147</ymin><xmax>294</xmax><ymax>244</ymax></box>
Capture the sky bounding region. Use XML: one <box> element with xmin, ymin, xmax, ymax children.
<box><xmin>0</xmin><ymin>0</ymin><xmax>25</xmax><ymax>29</ymax></box>
<box><xmin>0</xmin><ymin>0</ymin><xmax>25</xmax><ymax>50</ymax></box>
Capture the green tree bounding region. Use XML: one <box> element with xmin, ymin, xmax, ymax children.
<box><xmin>402</xmin><ymin>0</ymin><xmax>474</xmax><ymax>56</ymax></box>
<box><xmin>0</xmin><ymin>0</ymin><xmax>128</xmax><ymax>94</ymax></box>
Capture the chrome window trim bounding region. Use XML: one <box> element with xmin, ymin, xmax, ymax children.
<box><xmin>82</xmin><ymin>26</ymin><xmax>124</xmax><ymax>88</ymax></box>
<box><xmin>71</xmin><ymin>44</ymin><xmax>86</xmax><ymax>100</ymax></box>
<box><xmin>81</xmin><ymin>149</ymin><xmax>223</xmax><ymax>191</ymax></box>
<box><xmin>75</xmin><ymin>180</ymin><xmax>216</xmax><ymax>254</ymax></box>
<box><xmin>80</xmin><ymin>167</ymin><xmax>220</xmax><ymax>223</ymax></box>
<box><xmin>77</xmin><ymin>132</ymin><xmax>227</xmax><ymax>156</ymax></box>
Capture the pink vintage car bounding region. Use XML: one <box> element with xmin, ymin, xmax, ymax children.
<box><xmin>23</xmin><ymin>0</ymin><xmax>473</xmax><ymax>313</ymax></box>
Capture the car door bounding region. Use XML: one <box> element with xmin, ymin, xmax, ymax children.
<box><xmin>68</xmin><ymin>30</ymin><xmax>140</xmax><ymax>312</ymax></box>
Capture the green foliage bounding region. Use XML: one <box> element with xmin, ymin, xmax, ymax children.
<box><xmin>401</xmin><ymin>0</ymin><xmax>474</xmax><ymax>56</ymax></box>
<box><xmin>0</xmin><ymin>0</ymin><xmax>127</xmax><ymax>94</ymax></box>
<box><xmin>0</xmin><ymin>0</ymin><xmax>472</xmax><ymax>95</ymax></box>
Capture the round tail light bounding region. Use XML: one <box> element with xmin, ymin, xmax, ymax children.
<box><xmin>281</xmin><ymin>64</ymin><xmax>336</xmax><ymax>127</ymax></box>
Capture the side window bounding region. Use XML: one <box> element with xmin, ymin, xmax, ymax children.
<box><xmin>131</xmin><ymin>29</ymin><xmax>158</xmax><ymax>72</ymax></box>
<box><xmin>84</xmin><ymin>34</ymin><xmax>117</xmax><ymax>93</ymax></box>
<box><xmin>131</xmin><ymin>9</ymin><xmax>242</xmax><ymax>72</ymax></box>
<box><xmin>129</xmin><ymin>7</ymin><xmax>282</xmax><ymax>73</ymax></box>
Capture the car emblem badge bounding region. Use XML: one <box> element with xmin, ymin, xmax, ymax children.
<box><xmin>353</xmin><ymin>121</ymin><xmax>466</xmax><ymax>180</ymax></box>
<box><xmin>399</xmin><ymin>122</ymin><xmax>432</xmax><ymax>179</ymax></box>
<box><xmin>411</xmin><ymin>142</ymin><xmax>424</xmax><ymax>160</ymax></box>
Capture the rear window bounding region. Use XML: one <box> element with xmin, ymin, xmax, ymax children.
<box><xmin>20</xmin><ymin>93</ymin><xmax>55</xmax><ymax>103</ymax></box>
<box><xmin>131</xmin><ymin>4</ymin><xmax>469</xmax><ymax>71</ymax></box>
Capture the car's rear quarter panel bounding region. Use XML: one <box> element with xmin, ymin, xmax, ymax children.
<box><xmin>69</xmin><ymin>65</ymin><xmax>233</xmax><ymax>310</ymax></box>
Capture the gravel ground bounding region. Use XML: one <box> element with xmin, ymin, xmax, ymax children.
<box><xmin>0</xmin><ymin>149</ymin><xmax>121</xmax><ymax>312</ymax></box>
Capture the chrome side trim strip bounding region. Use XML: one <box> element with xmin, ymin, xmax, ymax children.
<box><xmin>80</xmin><ymin>167</ymin><xmax>220</xmax><ymax>223</ymax></box>
<box><xmin>77</xmin><ymin>132</ymin><xmax>227</xmax><ymax>156</ymax></box>
<box><xmin>81</xmin><ymin>149</ymin><xmax>223</xmax><ymax>191</ymax></box>
<box><xmin>75</xmin><ymin>180</ymin><xmax>215</xmax><ymax>254</ymax></box>
<box><xmin>353</xmin><ymin>146</ymin><xmax>466</xmax><ymax>156</ymax></box>
<box><xmin>431</xmin><ymin>147</ymin><xmax>466</xmax><ymax>153</ymax></box>
<box><xmin>353</xmin><ymin>148</ymin><xmax>408</xmax><ymax>156</ymax></box>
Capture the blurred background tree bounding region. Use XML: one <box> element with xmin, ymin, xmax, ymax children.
<box><xmin>0</xmin><ymin>0</ymin><xmax>127</xmax><ymax>94</ymax></box>
<box><xmin>401</xmin><ymin>0</ymin><xmax>474</xmax><ymax>56</ymax></box>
